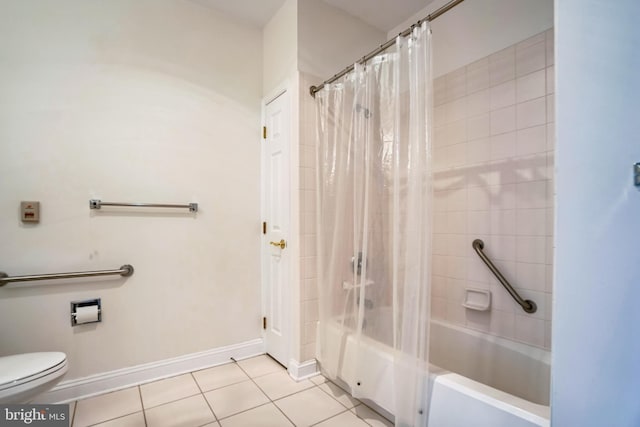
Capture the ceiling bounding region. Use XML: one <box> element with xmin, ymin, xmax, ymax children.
<box><xmin>192</xmin><ymin>0</ymin><xmax>434</xmax><ymax>33</ymax></box>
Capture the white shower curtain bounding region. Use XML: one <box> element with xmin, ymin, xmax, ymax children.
<box><xmin>315</xmin><ymin>23</ymin><xmax>432</xmax><ymax>427</ymax></box>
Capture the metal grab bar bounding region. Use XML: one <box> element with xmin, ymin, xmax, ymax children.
<box><xmin>472</xmin><ymin>239</ymin><xmax>537</xmax><ymax>313</ymax></box>
<box><xmin>90</xmin><ymin>200</ymin><xmax>198</xmax><ymax>212</ymax></box>
<box><xmin>0</xmin><ymin>264</ymin><xmax>134</xmax><ymax>286</ymax></box>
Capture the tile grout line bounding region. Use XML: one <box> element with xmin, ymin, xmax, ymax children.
<box><xmin>229</xmin><ymin>356</ymin><xmax>299</xmax><ymax>426</ymax></box>
<box><xmin>70</xmin><ymin>401</ymin><xmax>77</xmax><ymax>427</ymax></box>
<box><xmin>190</xmin><ymin>371</ymin><xmax>220</xmax><ymax>425</ymax></box>
<box><xmin>137</xmin><ymin>385</ymin><xmax>148</xmax><ymax>427</ymax></box>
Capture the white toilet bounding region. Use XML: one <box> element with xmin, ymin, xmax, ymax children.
<box><xmin>0</xmin><ymin>352</ymin><xmax>68</xmax><ymax>403</ymax></box>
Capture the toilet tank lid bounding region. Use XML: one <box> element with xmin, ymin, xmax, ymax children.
<box><xmin>0</xmin><ymin>352</ymin><xmax>67</xmax><ymax>386</ymax></box>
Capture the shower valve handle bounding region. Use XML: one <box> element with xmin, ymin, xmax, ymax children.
<box><xmin>270</xmin><ymin>239</ymin><xmax>286</xmax><ymax>249</ymax></box>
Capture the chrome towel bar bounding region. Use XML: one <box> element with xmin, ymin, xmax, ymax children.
<box><xmin>90</xmin><ymin>199</ymin><xmax>198</xmax><ymax>212</ymax></box>
<box><xmin>0</xmin><ymin>264</ymin><xmax>134</xmax><ymax>286</ymax></box>
<box><xmin>472</xmin><ymin>239</ymin><xmax>537</xmax><ymax>313</ymax></box>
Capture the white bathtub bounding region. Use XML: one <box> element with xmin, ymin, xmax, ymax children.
<box><xmin>320</xmin><ymin>311</ymin><xmax>550</xmax><ymax>427</ymax></box>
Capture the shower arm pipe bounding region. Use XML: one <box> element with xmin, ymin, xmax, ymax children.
<box><xmin>472</xmin><ymin>239</ymin><xmax>537</xmax><ymax>314</ymax></box>
<box><xmin>309</xmin><ymin>0</ymin><xmax>465</xmax><ymax>97</ymax></box>
<box><xmin>0</xmin><ymin>265</ymin><xmax>134</xmax><ymax>286</ymax></box>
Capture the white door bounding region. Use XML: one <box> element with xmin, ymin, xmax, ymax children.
<box><xmin>262</xmin><ymin>90</ymin><xmax>290</xmax><ymax>366</ymax></box>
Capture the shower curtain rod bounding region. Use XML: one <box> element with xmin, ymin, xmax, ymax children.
<box><xmin>309</xmin><ymin>0</ymin><xmax>465</xmax><ymax>97</ymax></box>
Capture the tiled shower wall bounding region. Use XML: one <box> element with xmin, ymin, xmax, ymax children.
<box><xmin>299</xmin><ymin>73</ymin><xmax>319</xmax><ymax>361</ymax></box>
<box><xmin>431</xmin><ymin>29</ymin><xmax>554</xmax><ymax>350</ymax></box>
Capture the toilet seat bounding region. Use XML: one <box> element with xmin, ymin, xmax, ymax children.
<box><xmin>0</xmin><ymin>352</ymin><xmax>68</xmax><ymax>403</ymax></box>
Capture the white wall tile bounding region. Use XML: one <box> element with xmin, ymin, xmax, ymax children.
<box><xmin>468</xmin><ymin>210</ymin><xmax>491</xmax><ymax>234</ymax></box>
<box><xmin>467</xmin><ymin>113</ymin><xmax>491</xmax><ymax>140</ymax></box>
<box><xmin>546</xmin><ymin>94</ymin><xmax>555</xmax><ymax>123</ymax></box>
<box><xmin>516</xmin><ymin>97</ymin><xmax>546</xmax><ymax>129</ymax></box>
<box><xmin>446</xmin><ymin>120</ymin><xmax>468</xmax><ymax>145</ymax></box>
<box><xmin>467</xmin><ymin>186</ymin><xmax>490</xmax><ymax>211</ymax></box>
<box><xmin>489</xmin><ymin>46</ymin><xmax>515</xmax><ymax>87</ymax></box>
<box><xmin>495</xmin><ymin>183</ymin><xmax>517</xmax><ymax>210</ymax></box>
<box><xmin>430</xmin><ymin>29</ymin><xmax>553</xmax><ymax>350</ymax></box>
<box><xmin>447</xmin><ymin>211</ymin><xmax>467</xmax><ymax>234</ymax></box>
<box><xmin>545</xmin><ymin>265</ymin><xmax>554</xmax><ymax>293</ymax></box>
<box><xmin>467</xmin><ymin>89</ymin><xmax>490</xmax><ymax>116</ymax></box>
<box><xmin>516</xmin><ymin>208</ymin><xmax>547</xmax><ymax>236</ymax></box>
<box><xmin>432</xmin><ymin>297</ymin><xmax>447</xmax><ymax>320</ymax></box>
<box><xmin>490</xmin><ymin>80</ymin><xmax>516</xmax><ymax>110</ymax></box>
<box><xmin>546</xmin><ymin>66</ymin><xmax>554</xmax><ymax>94</ymax></box>
<box><xmin>434</xmin><ymin>190</ymin><xmax>448</xmax><ymax>212</ymax></box>
<box><xmin>514</xmin><ymin>153</ymin><xmax>548</xmax><ymax>183</ymax></box>
<box><xmin>489</xmin><ymin>235</ymin><xmax>517</xmax><ymax>262</ymax></box>
<box><xmin>490</xmin><ymin>283</ymin><xmax>517</xmax><ymax>313</ymax></box>
<box><xmin>517</xmin><ymin>33</ymin><xmax>545</xmax><ymax>51</ymax></box>
<box><xmin>467</xmin><ymin>137</ymin><xmax>491</xmax><ymax>164</ymax></box>
<box><xmin>433</xmin><ymin>146</ymin><xmax>447</xmax><ymax>170</ymax></box>
<box><xmin>490</xmin><ymin>131</ymin><xmax>516</xmax><ymax>160</ymax></box>
<box><xmin>544</xmin><ymin>320</ymin><xmax>552</xmax><ymax>350</ymax></box>
<box><xmin>516</xmin><ymin>69</ymin><xmax>546</xmax><ymax>103</ymax></box>
<box><xmin>433</xmin><ymin>255</ymin><xmax>448</xmax><ymax>277</ymax></box>
<box><xmin>466</xmin><ymin>309</ymin><xmax>491</xmax><ymax>332</ymax></box>
<box><xmin>516</xmin><ymin>236</ymin><xmax>546</xmax><ymax>264</ymax></box>
<box><xmin>546</xmin><ymin>122</ymin><xmax>555</xmax><ymax>151</ymax></box>
<box><xmin>434</xmin><ymin>104</ymin><xmax>447</xmax><ymax>126</ymax></box>
<box><xmin>490</xmin><ymin>209</ymin><xmax>516</xmax><ymax>235</ymax></box>
<box><xmin>489</xmin><ymin>310</ymin><xmax>516</xmax><ymax>340</ymax></box>
<box><xmin>446</xmin><ymin>66</ymin><xmax>467</xmax><ymax>100</ymax></box>
<box><xmin>515</xmin><ymin>314</ymin><xmax>545</xmax><ymax>347</ymax></box>
<box><xmin>433</xmin><ymin>234</ymin><xmax>448</xmax><ymax>256</ymax></box>
<box><xmin>447</xmin><ymin>188</ymin><xmax>468</xmax><ymax>211</ymax></box>
<box><xmin>515</xmin><ymin>262</ymin><xmax>547</xmax><ymax>292</ymax></box>
<box><xmin>434</xmin><ymin>123</ymin><xmax>452</xmax><ymax>148</ymax></box>
<box><xmin>447</xmin><ymin>98</ymin><xmax>467</xmax><ymax>123</ymax></box>
<box><xmin>516</xmin><ymin>125</ymin><xmax>546</xmax><ymax>156</ymax></box>
<box><xmin>434</xmin><ymin>212</ymin><xmax>447</xmax><ymax>233</ymax></box>
<box><xmin>467</xmin><ymin>252</ymin><xmax>493</xmax><ymax>283</ymax></box>
<box><xmin>446</xmin><ymin>302</ymin><xmax>466</xmax><ymax>326</ymax></box>
<box><xmin>434</xmin><ymin>75</ymin><xmax>448</xmax><ymax>106</ymax></box>
<box><xmin>490</xmin><ymin>106</ymin><xmax>516</xmax><ymax>135</ymax></box>
<box><xmin>466</xmin><ymin>58</ymin><xmax>491</xmax><ymax>94</ymax></box>
<box><xmin>546</xmin><ymin>207</ymin><xmax>554</xmax><ymax>237</ymax></box>
<box><xmin>446</xmin><ymin>278</ymin><xmax>466</xmax><ymax>302</ymax></box>
<box><xmin>447</xmin><ymin>256</ymin><xmax>468</xmax><ymax>280</ymax></box>
<box><xmin>516</xmin><ymin>41</ymin><xmax>546</xmax><ymax>77</ymax></box>
<box><xmin>516</xmin><ymin>181</ymin><xmax>547</xmax><ymax>208</ymax></box>
<box><xmin>448</xmin><ymin>234</ymin><xmax>468</xmax><ymax>257</ymax></box>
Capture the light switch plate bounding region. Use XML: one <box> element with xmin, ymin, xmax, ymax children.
<box><xmin>21</xmin><ymin>201</ymin><xmax>40</xmax><ymax>223</ymax></box>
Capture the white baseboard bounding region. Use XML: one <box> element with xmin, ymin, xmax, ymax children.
<box><xmin>38</xmin><ymin>338</ymin><xmax>265</xmax><ymax>403</ymax></box>
<box><xmin>287</xmin><ymin>358</ymin><xmax>319</xmax><ymax>381</ymax></box>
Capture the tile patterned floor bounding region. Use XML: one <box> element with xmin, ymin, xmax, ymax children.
<box><xmin>66</xmin><ymin>355</ymin><xmax>393</xmax><ymax>427</ymax></box>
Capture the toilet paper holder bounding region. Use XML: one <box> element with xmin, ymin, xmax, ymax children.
<box><xmin>70</xmin><ymin>298</ymin><xmax>102</xmax><ymax>326</ymax></box>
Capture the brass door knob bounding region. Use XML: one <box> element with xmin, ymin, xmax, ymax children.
<box><xmin>269</xmin><ymin>239</ymin><xmax>286</xmax><ymax>249</ymax></box>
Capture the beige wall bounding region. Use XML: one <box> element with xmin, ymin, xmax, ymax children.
<box><xmin>263</xmin><ymin>0</ymin><xmax>298</xmax><ymax>96</ymax></box>
<box><xmin>0</xmin><ymin>0</ymin><xmax>263</xmax><ymax>379</ymax></box>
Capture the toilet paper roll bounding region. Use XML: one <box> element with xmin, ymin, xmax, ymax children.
<box><xmin>75</xmin><ymin>305</ymin><xmax>99</xmax><ymax>324</ymax></box>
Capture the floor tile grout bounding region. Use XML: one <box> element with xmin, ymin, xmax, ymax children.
<box><xmin>136</xmin><ymin>385</ymin><xmax>148</xmax><ymax>427</ymax></box>
<box><xmin>190</xmin><ymin>371</ymin><xmax>220</xmax><ymax>425</ymax></box>
<box><xmin>229</xmin><ymin>356</ymin><xmax>297</xmax><ymax>426</ymax></box>
<box><xmin>74</xmin><ymin>355</ymin><xmax>390</xmax><ymax>427</ymax></box>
